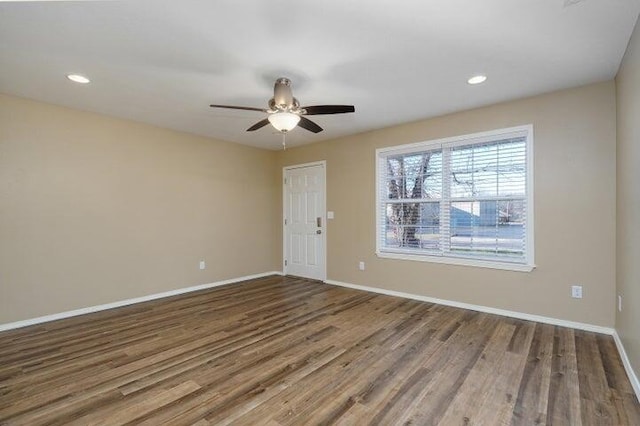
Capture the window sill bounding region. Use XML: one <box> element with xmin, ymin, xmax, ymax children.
<box><xmin>375</xmin><ymin>251</ymin><xmax>535</xmax><ymax>272</ymax></box>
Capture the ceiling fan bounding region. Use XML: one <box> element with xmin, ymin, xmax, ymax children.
<box><xmin>209</xmin><ymin>77</ymin><xmax>355</xmax><ymax>135</ymax></box>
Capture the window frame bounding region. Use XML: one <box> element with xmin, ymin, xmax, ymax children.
<box><xmin>375</xmin><ymin>125</ymin><xmax>535</xmax><ymax>272</ymax></box>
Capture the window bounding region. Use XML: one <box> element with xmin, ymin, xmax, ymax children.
<box><xmin>376</xmin><ymin>125</ymin><xmax>534</xmax><ymax>272</ymax></box>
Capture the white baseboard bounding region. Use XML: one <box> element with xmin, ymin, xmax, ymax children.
<box><xmin>0</xmin><ymin>271</ymin><xmax>283</xmax><ymax>333</ymax></box>
<box><xmin>324</xmin><ymin>279</ymin><xmax>615</xmax><ymax>335</ymax></box>
<box><xmin>613</xmin><ymin>331</ymin><xmax>640</xmax><ymax>401</ymax></box>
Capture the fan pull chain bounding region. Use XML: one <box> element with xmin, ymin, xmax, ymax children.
<box><xmin>281</xmin><ymin>132</ymin><xmax>287</xmax><ymax>150</ymax></box>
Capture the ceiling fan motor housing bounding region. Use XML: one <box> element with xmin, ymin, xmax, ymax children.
<box><xmin>273</xmin><ymin>77</ymin><xmax>296</xmax><ymax>111</ymax></box>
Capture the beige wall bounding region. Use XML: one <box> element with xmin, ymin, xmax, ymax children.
<box><xmin>616</xmin><ymin>20</ymin><xmax>640</xmax><ymax>379</ymax></box>
<box><xmin>0</xmin><ymin>94</ymin><xmax>279</xmax><ymax>323</ymax></box>
<box><xmin>278</xmin><ymin>81</ymin><xmax>617</xmax><ymax>327</ymax></box>
<box><xmin>0</xmin><ymin>81</ymin><xmax>619</xmax><ymax>329</ymax></box>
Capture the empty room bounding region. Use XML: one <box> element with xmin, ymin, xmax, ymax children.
<box><xmin>1</xmin><ymin>0</ymin><xmax>640</xmax><ymax>424</ymax></box>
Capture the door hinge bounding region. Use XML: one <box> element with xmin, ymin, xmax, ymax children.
<box><xmin>284</xmin><ymin>259</ymin><xmax>287</xmax><ymax>266</ymax></box>
<box><xmin>284</xmin><ymin>218</ymin><xmax>287</xmax><ymax>225</ymax></box>
<box><xmin>284</xmin><ymin>177</ymin><xmax>287</xmax><ymax>184</ymax></box>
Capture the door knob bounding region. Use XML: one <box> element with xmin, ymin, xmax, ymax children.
<box><xmin>316</xmin><ymin>230</ymin><xmax>322</xmax><ymax>234</ymax></box>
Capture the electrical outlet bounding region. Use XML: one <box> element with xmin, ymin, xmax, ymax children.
<box><xmin>199</xmin><ymin>260</ymin><xmax>206</xmax><ymax>270</ymax></box>
<box><xmin>358</xmin><ymin>261</ymin><xmax>365</xmax><ymax>271</ymax></box>
<box><xmin>571</xmin><ymin>285</ymin><xmax>582</xmax><ymax>299</ymax></box>
<box><xmin>618</xmin><ymin>295</ymin><xmax>622</xmax><ymax>312</ymax></box>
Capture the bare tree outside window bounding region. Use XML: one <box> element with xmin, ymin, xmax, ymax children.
<box><xmin>385</xmin><ymin>152</ymin><xmax>441</xmax><ymax>248</ymax></box>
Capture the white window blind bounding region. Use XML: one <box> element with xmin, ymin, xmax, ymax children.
<box><xmin>376</xmin><ymin>125</ymin><xmax>534</xmax><ymax>271</ymax></box>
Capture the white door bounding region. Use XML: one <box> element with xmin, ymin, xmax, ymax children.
<box><xmin>284</xmin><ymin>163</ymin><xmax>326</xmax><ymax>281</ymax></box>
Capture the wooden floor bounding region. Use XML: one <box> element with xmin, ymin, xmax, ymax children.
<box><xmin>0</xmin><ymin>276</ymin><xmax>639</xmax><ymax>425</ymax></box>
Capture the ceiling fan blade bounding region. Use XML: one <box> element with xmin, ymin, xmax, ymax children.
<box><xmin>302</xmin><ymin>105</ymin><xmax>355</xmax><ymax>115</ymax></box>
<box><xmin>210</xmin><ymin>104</ymin><xmax>267</xmax><ymax>112</ymax></box>
<box><xmin>298</xmin><ymin>116</ymin><xmax>323</xmax><ymax>133</ymax></box>
<box><xmin>246</xmin><ymin>118</ymin><xmax>270</xmax><ymax>132</ymax></box>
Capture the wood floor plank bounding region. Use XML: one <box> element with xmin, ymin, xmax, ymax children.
<box><xmin>321</xmin><ymin>309</ymin><xmax>483</xmax><ymax>425</ymax></box>
<box><xmin>272</xmin><ymin>306</ymin><xmax>439</xmax><ymax>425</ymax></box>
<box><xmin>437</xmin><ymin>320</ymin><xmax>516</xmax><ymax>425</ymax></box>
<box><xmin>231</xmin><ymin>304</ymin><xmax>434</xmax><ymax>424</ymax></box>
<box><xmin>69</xmin><ymin>380</ymin><xmax>202</xmax><ymax>426</ymax></box>
<box><xmin>511</xmin><ymin>323</ymin><xmax>555</xmax><ymax>425</ymax></box>
<box><xmin>575</xmin><ymin>330</ymin><xmax>620</xmax><ymax>425</ymax></box>
<box><xmin>0</xmin><ymin>276</ymin><xmax>638</xmax><ymax>425</ymax></box>
<box><xmin>390</xmin><ymin>313</ymin><xmax>502</xmax><ymax>425</ymax></box>
<box><xmin>547</xmin><ymin>326</ymin><xmax>583</xmax><ymax>426</ymax></box>
<box><xmin>472</xmin><ymin>322</ymin><xmax>535</xmax><ymax>424</ymax></box>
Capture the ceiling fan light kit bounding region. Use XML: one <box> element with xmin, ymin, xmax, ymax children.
<box><xmin>268</xmin><ymin>112</ymin><xmax>301</xmax><ymax>132</ymax></box>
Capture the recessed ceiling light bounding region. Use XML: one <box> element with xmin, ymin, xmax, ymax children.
<box><xmin>66</xmin><ymin>74</ymin><xmax>90</xmax><ymax>84</ymax></box>
<box><xmin>564</xmin><ymin>0</ymin><xmax>586</xmax><ymax>7</ymax></box>
<box><xmin>467</xmin><ymin>75</ymin><xmax>487</xmax><ymax>85</ymax></box>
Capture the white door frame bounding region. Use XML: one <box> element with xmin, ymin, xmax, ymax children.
<box><xmin>282</xmin><ymin>160</ymin><xmax>327</xmax><ymax>281</ymax></box>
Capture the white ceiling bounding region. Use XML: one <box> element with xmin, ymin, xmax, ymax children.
<box><xmin>1</xmin><ymin>0</ymin><xmax>639</xmax><ymax>150</ymax></box>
